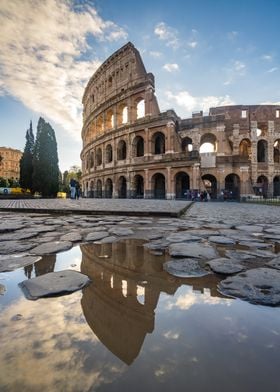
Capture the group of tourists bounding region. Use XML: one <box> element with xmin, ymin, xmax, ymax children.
<box><xmin>69</xmin><ymin>178</ymin><xmax>81</xmax><ymax>199</ymax></box>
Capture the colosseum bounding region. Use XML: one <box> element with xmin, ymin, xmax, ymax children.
<box><xmin>81</xmin><ymin>42</ymin><xmax>280</xmax><ymax>200</ymax></box>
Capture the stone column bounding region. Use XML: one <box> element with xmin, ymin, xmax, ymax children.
<box><xmin>166</xmin><ymin>121</ymin><xmax>175</xmax><ymax>153</ymax></box>
<box><xmin>166</xmin><ymin>167</ymin><xmax>175</xmax><ymax>199</ymax></box>
<box><xmin>250</xmin><ymin>121</ymin><xmax>258</xmax><ymax>184</ymax></box>
<box><xmin>144</xmin><ymin>169</ymin><xmax>150</xmax><ymax>198</ymax></box>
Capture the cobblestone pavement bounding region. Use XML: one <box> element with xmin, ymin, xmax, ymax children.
<box><xmin>0</xmin><ymin>198</ymin><xmax>191</xmax><ymax>217</ymax></box>
<box><xmin>0</xmin><ymin>201</ymin><xmax>280</xmax><ymax>305</ymax></box>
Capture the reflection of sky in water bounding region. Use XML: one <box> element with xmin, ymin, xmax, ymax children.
<box><xmin>0</xmin><ymin>243</ymin><xmax>280</xmax><ymax>392</ymax></box>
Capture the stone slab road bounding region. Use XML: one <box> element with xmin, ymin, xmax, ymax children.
<box><xmin>0</xmin><ymin>198</ymin><xmax>192</xmax><ymax>217</ymax></box>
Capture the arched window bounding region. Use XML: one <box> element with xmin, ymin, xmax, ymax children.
<box><xmin>152</xmin><ymin>173</ymin><xmax>166</xmax><ymax>199</ymax></box>
<box><xmin>200</xmin><ymin>133</ymin><xmax>217</xmax><ymax>153</ymax></box>
<box><xmin>274</xmin><ymin>139</ymin><xmax>280</xmax><ymax>163</ymax></box>
<box><xmin>239</xmin><ymin>139</ymin><xmax>251</xmax><ymax>158</ymax></box>
<box><xmin>96</xmin><ymin>148</ymin><xmax>102</xmax><ymax>166</ymax></box>
<box><xmin>122</xmin><ymin>106</ymin><xmax>128</xmax><ymax>124</ymax></box>
<box><xmin>175</xmin><ymin>172</ymin><xmax>190</xmax><ymax>198</ymax></box>
<box><xmin>117</xmin><ymin>140</ymin><xmax>127</xmax><ymax>160</ymax></box>
<box><xmin>182</xmin><ymin>137</ymin><xmax>193</xmax><ymax>152</ymax></box>
<box><xmin>105</xmin><ymin>178</ymin><xmax>113</xmax><ymax>198</ymax></box>
<box><xmin>90</xmin><ymin>151</ymin><xmax>94</xmax><ymax>168</ymax></box>
<box><xmin>136</xmin><ymin>99</ymin><xmax>145</xmax><ymax>119</ymax></box>
<box><xmin>153</xmin><ymin>132</ymin><xmax>165</xmax><ymax>154</ymax></box>
<box><xmin>133</xmin><ymin>136</ymin><xmax>144</xmax><ymax>157</ymax></box>
<box><xmin>257</xmin><ymin>140</ymin><xmax>268</xmax><ymax>162</ymax></box>
<box><xmin>105</xmin><ymin>144</ymin><xmax>113</xmax><ymax>163</ymax></box>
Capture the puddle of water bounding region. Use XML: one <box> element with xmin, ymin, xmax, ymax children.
<box><xmin>0</xmin><ymin>240</ymin><xmax>280</xmax><ymax>392</ymax></box>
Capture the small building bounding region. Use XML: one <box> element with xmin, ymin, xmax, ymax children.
<box><xmin>0</xmin><ymin>146</ymin><xmax>22</xmax><ymax>181</ymax></box>
<box><xmin>81</xmin><ymin>42</ymin><xmax>280</xmax><ymax>200</ymax></box>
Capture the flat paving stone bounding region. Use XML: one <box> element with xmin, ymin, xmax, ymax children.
<box><xmin>218</xmin><ymin>267</ymin><xmax>280</xmax><ymax>306</ymax></box>
<box><xmin>85</xmin><ymin>231</ymin><xmax>109</xmax><ymax>241</ymax></box>
<box><xmin>164</xmin><ymin>258</ymin><xmax>210</xmax><ymax>278</ymax></box>
<box><xmin>60</xmin><ymin>232</ymin><xmax>82</xmax><ymax>242</ymax></box>
<box><xmin>168</xmin><ymin>242</ymin><xmax>218</xmax><ymax>259</ymax></box>
<box><xmin>0</xmin><ymin>241</ymin><xmax>36</xmax><ymax>254</ymax></box>
<box><xmin>166</xmin><ymin>232</ymin><xmax>201</xmax><ymax>243</ymax></box>
<box><xmin>19</xmin><ymin>270</ymin><xmax>91</xmax><ymax>300</ymax></box>
<box><xmin>0</xmin><ymin>255</ymin><xmax>41</xmax><ymax>272</ymax></box>
<box><xmin>208</xmin><ymin>236</ymin><xmax>236</xmax><ymax>245</ymax></box>
<box><xmin>207</xmin><ymin>258</ymin><xmax>245</xmax><ymax>275</ymax></box>
<box><xmin>0</xmin><ymin>223</ymin><xmax>25</xmax><ymax>233</ymax></box>
<box><xmin>30</xmin><ymin>241</ymin><xmax>73</xmax><ymax>255</ymax></box>
<box><xmin>266</xmin><ymin>255</ymin><xmax>280</xmax><ymax>270</ymax></box>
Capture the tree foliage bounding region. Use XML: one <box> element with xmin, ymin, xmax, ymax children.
<box><xmin>20</xmin><ymin>121</ymin><xmax>34</xmax><ymax>191</ymax></box>
<box><xmin>32</xmin><ymin>117</ymin><xmax>59</xmax><ymax>197</ymax></box>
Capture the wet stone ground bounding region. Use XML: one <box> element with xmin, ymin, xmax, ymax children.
<box><xmin>0</xmin><ymin>202</ymin><xmax>280</xmax><ymax>306</ymax></box>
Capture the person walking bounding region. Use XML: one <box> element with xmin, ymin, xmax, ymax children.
<box><xmin>69</xmin><ymin>178</ymin><xmax>76</xmax><ymax>199</ymax></box>
<box><xmin>75</xmin><ymin>182</ymin><xmax>80</xmax><ymax>199</ymax></box>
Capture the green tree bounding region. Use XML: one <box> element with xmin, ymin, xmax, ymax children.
<box><xmin>32</xmin><ymin>117</ymin><xmax>59</xmax><ymax>197</ymax></box>
<box><xmin>20</xmin><ymin>121</ymin><xmax>34</xmax><ymax>191</ymax></box>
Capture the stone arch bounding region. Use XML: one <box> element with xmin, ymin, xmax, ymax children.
<box><xmin>273</xmin><ymin>175</ymin><xmax>280</xmax><ymax>197</ymax></box>
<box><xmin>257</xmin><ymin>139</ymin><xmax>268</xmax><ymax>162</ymax></box>
<box><xmin>117</xmin><ymin>102</ymin><xmax>128</xmax><ymax>125</ymax></box>
<box><xmin>136</xmin><ymin>98</ymin><xmax>145</xmax><ymax>119</ymax></box>
<box><xmin>182</xmin><ymin>137</ymin><xmax>193</xmax><ymax>152</ymax></box>
<box><xmin>132</xmin><ymin>135</ymin><xmax>144</xmax><ymax>157</ymax></box>
<box><xmin>96</xmin><ymin>115</ymin><xmax>103</xmax><ymax>134</ymax></box>
<box><xmin>105</xmin><ymin>178</ymin><xmax>113</xmax><ymax>198</ymax></box>
<box><xmin>105</xmin><ymin>109</ymin><xmax>114</xmax><ymax>130</ymax></box>
<box><xmin>201</xmin><ymin>174</ymin><xmax>217</xmax><ymax>199</ymax></box>
<box><xmin>96</xmin><ymin>147</ymin><xmax>102</xmax><ymax>166</ymax></box>
<box><xmin>89</xmin><ymin>180</ymin><xmax>94</xmax><ymax>198</ymax></box>
<box><xmin>105</xmin><ymin>144</ymin><xmax>113</xmax><ymax>163</ymax></box>
<box><xmin>133</xmin><ymin>174</ymin><xmax>144</xmax><ymax>198</ymax></box>
<box><xmin>117</xmin><ymin>140</ymin><xmax>127</xmax><ymax>160</ymax></box>
<box><xmin>151</xmin><ymin>173</ymin><xmax>166</xmax><ymax>199</ymax></box>
<box><xmin>200</xmin><ymin>133</ymin><xmax>217</xmax><ymax>153</ymax></box>
<box><xmin>175</xmin><ymin>172</ymin><xmax>190</xmax><ymax>198</ymax></box>
<box><xmin>256</xmin><ymin>175</ymin><xmax>268</xmax><ymax>198</ymax></box>
<box><xmin>96</xmin><ymin>179</ymin><xmax>102</xmax><ymax>198</ymax></box>
<box><xmin>118</xmin><ymin>176</ymin><xmax>127</xmax><ymax>198</ymax></box>
<box><xmin>224</xmin><ymin>173</ymin><xmax>240</xmax><ymax>200</ymax></box>
<box><xmin>239</xmin><ymin>138</ymin><xmax>251</xmax><ymax>158</ymax></box>
<box><xmin>89</xmin><ymin>151</ymin><xmax>94</xmax><ymax>168</ymax></box>
<box><xmin>152</xmin><ymin>132</ymin><xmax>165</xmax><ymax>154</ymax></box>
<box><xmin>274</xmin><ymin>139</ymin><xmax>280</xmax><ymax>163</ymax></box>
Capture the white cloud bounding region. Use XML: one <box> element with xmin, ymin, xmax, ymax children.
<box><xmin>223</xmin><ymin>60</ymin><xmax>246</xmax><ymax>85</ymax></box>
<box><xmin>154</xmin><ymin>22</ymin><xmax>180</xmax><ymax>49</ymax></box>
<box><xmin>164</xmin><ymin>90</ymin><xmax>235</xmax><ymax>117</ymax></box>
<box><xmin>262</xmin><ymin>54</ymin><xmax>273</xmax><ymax>61</ymax></box>
<box><xmin>163</xmin><ymin>63</ymin><xmax>179</xmax><ymax>72</ymax></box>
<box><xmin>234</xmin><ymin>61</ymin><xmax>246</xmax><ymax>73</ymax></box>
<box><xmin>267</xmin><ymin>67</ymin><xmax>278</xmax><ymax>73</ymax></box>
<box><xmin>0</xmin><ymin>0</ymin><xmax>127</xmax><ymax>140</ymax></box>
<box><xmin>149</xmin><ymin>51</ymin><xmax>162</xmax><ymax>58</ymax></box>
<box><xmin>188</xmin><ymin>41</ymin><xmax>198</xmax><ymax>48</ymax></box>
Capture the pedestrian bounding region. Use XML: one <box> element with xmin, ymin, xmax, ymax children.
<box><xmin>69</xmin><ymin>178</ymin><xmax>76</xmax><ymax>199</ymax></box>
<box><xmin>75</xmin><ymin>182</ymin><xmax>80</xmax><ymax>199</ymax></box>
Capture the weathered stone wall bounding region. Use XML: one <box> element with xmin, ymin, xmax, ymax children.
<box><xmin>81</xmin><ymin>43</ymin><xmax>280</xmax><ymax>199</ymax></box>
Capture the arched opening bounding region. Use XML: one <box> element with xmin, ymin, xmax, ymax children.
<box><xmin>89</xmin><ymin>181</ymin><xmax>94</xmax><ymax>198</ymax></box>
<box><xmin>256</xmin><ymin>175</ymin><xmax>268</xmax><ymax>198</ymax></box>
<box><xmin>201</xmin><ymin>174</ymin><xmax>217</xmax><ymax>199</ymax></box>
<box><xmin>175</xmin><ymin>172</ymin><xmax>190</xmax><ymax>199</ymax></box>
<box><xmin>273</xmin><ymin>176</ymin><xmax>280</xmax><ymax>197</ymax></box>
<box><xmin>117</xmin><ymin>140</ymin><xmax>127</xmax><ymax>160</ymax></box>
<box><xmin>105</xmin><ymin>178</ymin><xmax>113</xmax><ymax>198</ymax></box>
<box><xmin>96</xmin><ymin>116</ymin><xmax>103</xmax><ymax>134</ymax></box>
<box><xmin>133</xmin><ymin>175</ymin><xmax>144</xmax><ymax>198</ymax></box>
<box><xmin>182</xmin><ymin>137</ymin><xmax>193</xmax><ymax>152</ymax></box>
<box><xmin>105</xmin><ymin>144</ymin><xmax>113</xmax><ymax>163</ymax></box>
<box><xmin>122</xmin><ymin>106</ymin><xmax>128</xmax><ymax>124</ymax></box>
<box><xmin>239</xmin><ymin>139</ymin><xmax>251</xmax><ymax>159</ymax></box>
<box><xmin>224</xmin><ymin>174</ymin><xmax>240</xmax><ymax>200</ymax></box>
<box><xmin>152</xmin><ymin>173</ymin><xmax>166</xmax><ymax>199</ymax></box>
<box><xmin>118</xmin><ymin>176</ymin><xmax>127</xmax><ymax>198</ymax></box>
<box><xmin>105</xmin><ymin>109</ymin><xmax>114</xmax><ymax>130</ymax></box>
<box><xmin>136</xmin><ymin>99</ymin><xmax>145</xmax><ymax>119</ymax></box>
<box><xmin>153</xmin><ymin>132</ymin><xmax>165</xmax><ymax>154</ymax></box>
<box><xmin>200</xmin><ymin>133</ymin><xmax>217</xmax><ymax>153</ymax></box>
<box><xmin>96</xmin><ymin>179</ymin><xmax>102</xmax><ymax>198</ymax></box>
<box><xmin>86</xmin><ymin>153</ymin><xmax>90</xmax><ymax>170</ymax></box>
<box><xmin>274</xmin><ymin>139</ymin><xmax>280</xmax><ymax>163</ymax></box>
<box><xmin>133</xmin><ymin>136</ymin><xmax>144</xmax><ymax>157</ymax></box>
<box><xmin>257</xmin><ymin>140</ymin><xmax>268</xmax><ymax>162</ymax></box>
<box><xmin>96</xmin><ymin>148</ymin><xmax>102</xmax><ymax>166</ymax></box>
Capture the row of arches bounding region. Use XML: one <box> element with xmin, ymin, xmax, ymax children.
<box><xmin>85</xmin><ymin>132</ymin><xmax>165</xmax><ymax>169</ymax></box>
<box><xmin>84</xmin><ymin>173</ymin><xmax>280</xmax><ymax>199</ymax></box>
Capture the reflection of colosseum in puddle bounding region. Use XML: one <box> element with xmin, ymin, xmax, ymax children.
<box><xmin>80</xmin><ymin>240</ymin><xmax>223</xmax><ymax>365</ymax></box>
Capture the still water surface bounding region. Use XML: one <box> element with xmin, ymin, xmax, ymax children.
<box><xmin>0</xmin><ymin>240</ymin><xmax>279</xmax><ymax>392</ymax></box>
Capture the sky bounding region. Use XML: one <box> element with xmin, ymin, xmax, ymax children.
<box><xmin>0</xmin><ymin>0</ymin><xmax>280</xmax><ymax>172</ymax></box>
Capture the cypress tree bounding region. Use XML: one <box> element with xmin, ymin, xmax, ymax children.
<box><xmin>33</xmin><ymin>117</ymin><xmax>59</xmax><ymax>197</ymax></box>
<box><xmin>19</xmin><ymin>121</ymin><xmax>34</xmax><ymax>191</ymax></box>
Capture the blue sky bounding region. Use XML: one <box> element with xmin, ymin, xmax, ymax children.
<box><xmin>0</xmin><ymin>0</ymin><xmax>280</xmax><ymax>172</ymax></box>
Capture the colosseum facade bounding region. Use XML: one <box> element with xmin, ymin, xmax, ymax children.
<box><xmin>81</xmin><ymin>42</ymin><xmax>280</xmax><ymax>200</ymax></box>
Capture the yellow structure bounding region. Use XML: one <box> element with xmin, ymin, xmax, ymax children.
<box><xmin>0</xmin><ymin>147</ymin><xmax>22</xmax><ymax>181</ymax></box>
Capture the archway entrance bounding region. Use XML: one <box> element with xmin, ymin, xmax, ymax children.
<box><xmin>118</xmin><ymin>176</ymin><xmax>127</xmax><ymax>198</ymax></box>
<box><xmin>134</xmin><ymin>175</ymin><xmax>144</xmax><ymax>198</ymax></box>
<box><xmin>175</xmin><ymin>172</ymin><xmax>190</xmax><ymax>198</ymax></box>
<box><xmin>273</xmin><ymin>176</ymin><xmax>280</xmax><ymax>197</ymax></box>
<box><xmin>152</xmin><ymin>173</ymin><xmax>166</xmax><ymax>199</ymax></box>
<box><xmin>225</xmin><ymin>174</ymin><xmax>240</xmax><ymax>200</ymax></box>
<box><xmin>201</xmin><ymin>174</ymin><xmax>217</xmax><ymax>199</ymax></box>
<box><xmin>256</xmin><ymin>175</ymin><xmax>268</xmax><ymax>198</ymax></box>
<box><xmin>105</xmin><ymin>178</ymin><xmax>113</xmax><ymax>198</ymax></box>
<box><xmin>96</xmin><ymin>179</ymin><xmax>102</xmax><ymax>198</ymax></box>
